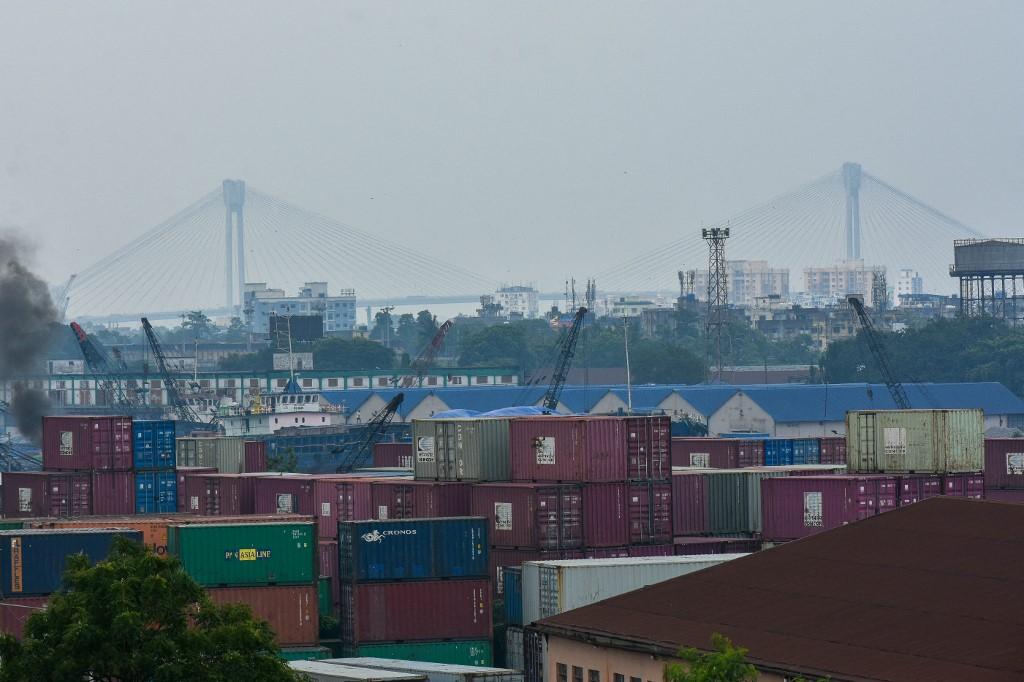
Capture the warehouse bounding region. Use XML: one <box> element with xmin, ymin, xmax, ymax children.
<box><xmin>530</xmin><ymin>497</ymin><xmax>1024</xmax><ymax>682</ymax></box>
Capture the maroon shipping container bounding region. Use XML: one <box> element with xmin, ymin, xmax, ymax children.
<box><xmin>672</xmin><ymin>438</ymin><xmax>737</xmax><ymax>469</ymax></box>
<box><xmin>340</xmin><ymin>579</ymin><xmax>491</xmax><ymax>645</ymax></box>
<box><xmin>373</xmin><ymin>442</ymin><xmax>413</xmax><ymax>469</ymax></box>
<box><xmin>92</xmin><ymin>471</ymin><xmax>134</xmax><ymax>516</ymax></box>
<box><xmin>583</xmin><ymin>546</ymin><xmax>631</xmax><ymax>559</ymax></box>
<box><xmin>985</xmin><ymin>489</ymin><xmax>1024</xmax><ymax>503</ymax></box>
<box><xmin>509</xmin><ymin>417</ymin><xmax>627</xmax><ymax>482</ymax></box>
<box><xmin>628</xmin><ymin>480</ymin><xmax>673</xmax><ymax>544</ymax></box>
<box><xmin>673</xmin><ymin>536</ymin><xmax>763</xmax><ymax>556</ymax></box>
<box><xmin>175</xmin><ymin>467</ymin><xmax>217</xmax><ymax>511</ymax></box>
<box><xmin>470</xmin><ymin>483</ymin><xmax>583</xmax><ymax>550</ymax></box>
<box><xmin>1</xmin><ymin>472</ymin><xmax>92</xmax><ymax>518</ymax></box>
<box><xmin>897</xmin><ymin>474</ymin><xmax>942</xmax><ymax>506</ymax></box>
<box><xmin>582</xmin><ymin>483</ymin><xmax>628</xmax><ymax>548</ymax></box>
<box><xmin>818</xmin><ymin>437</ymin><xmax>847</xmax><ymax>465</ymax></box>
<box><xmin>318</xmin><ymin>540</ymin><xmax>339</xmax><ymax>611</ymax></box>
<box><xmin>252</xmin><ymin>473</ymin><xmax>315</xmax><ymax>515</ymax></box>
<box><xmin>370</xmin><ymin>480</ymin><xmax>472</xmax><ymax>521</ymax></box>
<box><xmin>207</xmin><ymin>584</ymin><xmax>317</xmax><ymax>646</ymax></box>
<box><xmin>735</xmin><ymin>439</ymin><xmax>766</xmax><ymax>468</ymax></box>
<box><xmin>489</xmin><ymin>547</ymin><xmax>584</xmax><ymax>595</ymax></box>
<box><xmin>313</xmin><ymin>477</ymin><xmax>375</xmax><ymax>539</ymax></box>
<box><xmin>671</xmin><ymin>471</ymin><xmax>709</xmax><ymax>536</ymax></box>
<box><xmin>42</xmin><ymin>415</ymin><xmax>133</xmax><ymax>471</ymax></box>
<box><xmin>625</xmin><ymin>416</ymin><xmax>671</xmax><ymax>479</ymax></box>
<box><xmin>243</xmin><ymin>441</ymin><xmax>268</xmax><ymax>473</ymax></box>
<box><xmin>0</xmin><ymin>598</ymin><xmax>47</xmax><ymax>639</ymax></box>
<box><xmin>942</xmin><ymin>472</ymin><xmax>985</xmax><ymax>499</ymax></box>
<box><xmin>984</xmin><ymin>439</ymin><xmax>1024</xmax><ymax>489</ymax></box>
<box><xmin>182</xmin><ymin>473</ymin><xmax>255</xmax><ymax>515</ymax></box>
<box><xmin>761</xmin><ymin>475</ymin><xmax>898</xmax><ymax>542</ymax></box>
<box><xmin>627</xmin><ymin>543</ymin><xmax>674</xmax><ymax>557</ymax></box>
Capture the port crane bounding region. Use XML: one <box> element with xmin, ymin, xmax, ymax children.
<box><xmin>847</xmin><ymin>295</ymin><xmax>911</xmax><ymax>409</ymax></box>
<box><xmin>333</xmin><ymin>392</ymin><xmax>405</xmax><ymax>473</ymax></box>
<box><xmin>70</xmin><ymin>322</ymin><xmax>136</xmax><ymax>410</ymax></box>
<box><xmin>542</xmin><ymin>306</ymin><xmax>588</xmax><ymax>412</ymax></box>
<box><xmin>400</xmin><ymin>319</ymin><xmax>454</xmax><ymax>389</ymax></box>
<box><xmin>141</xmin><ymin>317</ymin><xmax>209</xmax><ymax>424</ymax></box>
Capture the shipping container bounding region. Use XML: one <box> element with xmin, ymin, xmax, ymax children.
<box><xmin>896</xmin><ymin>474</ymin><xmax>942</xmax><ymax>506</ymax></box>
<box><xmin>581</xmin><ymin>483</ymin><xmax>627</xmax><ymax>547</ymax></box>
<box><xmin>182</xmin><ymin>473</ymin><xmax>256</xmax><ymax>516</ymax></box>
<box><xmin>132</xmin><ymin>420</ymin><xmax>176</xmax><ymax>470</ymax></box>
<box><xmin>670</xmin><ymin>469</ymin><xmax>708</xmax><ymax>535</ymax></box>
<box><xmin>413</xmin><ymin>419</ymin><xmax>510</xmax><ymax>482</ymax></box>
<box><xmin>672</xmin><ymin>468</ymin><xmax>792</xmax><ymax>536</ymax></box>
<box><xmin>335</xmin><ymin>658</ymin><xmax>524</xmax><ymax>682</ymax></box>
<box><xmin>505</xmin><ymin>626</ymin><xmax>524</xmax><ymax>672</ymax></box>
<box><xmin>520</xmin><ymin>555</ymin><xmax>745</xmax><ymax>625</ymax></box>
<box><xmin>1</xmin><ymin>471</ymin><xmax>92</xmax><ymax>518</ymax></box>
<box><xmin>624</xmin><ymin>416</ymin><xmax>671</xmax><ymax>479</ymax></box>
<box><xmin>208</xmin><ymin>584</ymin><xmax>318</xmax><ymax>645</ymax></box>
<box><xmin>315</xmin><ymin>477</ymin><xmax>376</xmax><ymax>539</ymax></box>
<box><xmin>339</xmin><ymin>517</ymin><xmax>487</xmax><ymax>582</ymax></box>
<box><xmin>470</xmin><ymin>484</ymin><xmax>582</xmax><ymax>550</ymax></box>
<box><xmin>0</xmin><ymin>528</ymin><xmax>142</xmax><ymax>595</ymax></box>
<box><xmin>319</xmin><ymin>576</ymin><xmax>332</xmax><ymax>618</ymax></box>
<box><xmin>509</xmin><ymin>417</ymin><xmax>630</xmax><ymax>483</ymax></box>
<box><xmin>289</xmin><ymin>661</ymin><xmax>427</xmax><ymax>682</ymax></box>
<box><xmin>320</xmin><ymin>540</ymin><xmax>340</xmax><ymax>609</ymax></box>
<box><xmin>984</xmin><ymin>439</ymin><xmax>1024</xmax><ymax>489</ymax></box>
<box><xmin>790</xmin><ymin>438</ymin><xmax>820</xmax><ymax>465</ymax></box>
<box><xmin>370</xmin><ymin>481</ymin><xmax>472</xmax><ymax>521</ymax></box>
<box><xmin>340</xmin><ymin>579</ymin><xmax>491</xmax><ymax>646</ymax></box>
<box><xmin>673</xmin><ymin>536</ymin><xmax>762</xmax><ymax>556</ymax></box>
<box><xmin>671</xmin><ymin>438</ymin><xmax>736</xmax><ymax>469</ymax></box>
<box><xmin>942</xmin><ymin>472</ymin><xmax>985</xmax><ymax>499</ymax></box>
<box><xmin>763</xmin><ymin>439</ymin><xmax>794</xmax><ymax>466</ymax></box>
<box><xmin>374</xmin><ymin>442</ymin><xmax>414</xmax><ymax>469</ymax></box>
<box><xmin>245</xmin><ymin>440</ymin><xmax>268</xmax><ymax>473</ymax></box>
<box><xmin>134</xmin><ymin>470</ymin><xmax>177</xmax><ymax>514</ymax></box>
<box><xmin>626</xmin><ymin>543</ymin><xmax>674</xmax><ymax>557</ymax></box>
<box><xmin>985</xmin><ymin>489</ymin><xmax>1024</xmax><ymax>503</ymax></box>
<box><xmin>0</xmin><ymin>597</ymin><xmax>47</xmax><ymax>639</ymax></box>
<box><xmin>818</xmin><ymin>437</ymin><xmax>847</xmax><ymax>465</ymax></box>
<box><xmin>846</xmin><ymin>409</ymin><xmax>984</xmax><ymax>474</ymax></box>
<box><xmin>175</xmin><ymin>437</ymin><xmax>248</xmax><ymax>473</ymax></box>
<box><xmin>175</xmin><ymin>467</ymin><xmax>217</xmax><ymax>511</ymax></box>
<box><xmin>253</xmin><ymin>473</ymin><xmax>316</xmax><ymax>515</ymax></box>
<box><xmin>91</xmin><ymin>471</ymin><xmax>134</xmax><ymax>516</ymax></box>
<box><xmin>42</xmin><ymin>415</ymin><xmax>133</xmax><ymax>471</ymax></box>
<box><xmin>341</xmin><ymin>641</ymin><xmax>492</xmax><ymax>667</ymax></box>
<box><xmin>168</xmin><ymin>521</ymin><xmax>315</xmax><ymax>586</ymax></box>
<box><xmin>280</xmin><ymin>646</ymin><xmax>332</xmax><ymax>661</ymax></box>
<box><xmin>627</xmin><ymin>480</ymin><xmax>672</xmax><ymax>544</ymax></box>
<box><xmin>503</xmin><ymin>566</ymin><xmax>523</xmax><ymax>626</ymax></box>
<box><xmin>760</xmin><ymin>475</ymin><xmax>898</xmax><ymax>541</ymax></box>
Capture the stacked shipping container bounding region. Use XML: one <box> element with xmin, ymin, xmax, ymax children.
<box><xmin>134</xmin><ymin>420</ymin><xmax>177</xmax><ymax>514</ymax></box>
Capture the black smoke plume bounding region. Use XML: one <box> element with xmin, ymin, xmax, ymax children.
<box><xmin>0</xmin><ymin>235</ymin><xmax>58</xmax><ymax>443</ymax></box>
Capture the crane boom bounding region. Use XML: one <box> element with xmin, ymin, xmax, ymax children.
<box><xmin>847</xmin><ymin>295</ymin><xmax>911</xmax><ymax>409</ymax></box>
<box><xmin>141</xmin><ymin>317</ymin><xmax>205</xmax><ymax>423</ymax></box>
<box><xmin>542</xmin><ymin>306</ymin><xmax>588</xmax><ymax>412</ymax></box>
<box><xmin>401</xmin><ymin>319</ymin><xmax>454</xmax><ymax>388</ymax></box>
<box><xmin>334</xmin><ymin>392</ymin><xmax>404</xmax><ymax>472</ymax></box>
<box><xmin>69</xmin><ymin>322</ymin><xmax>134</xmax><ymax>409</ymax></box>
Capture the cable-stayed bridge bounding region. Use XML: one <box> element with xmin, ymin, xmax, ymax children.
<box><xmin>62</xmin><ymin>163</ymin><xmax>986</xmax><ymax>321</ymax></box>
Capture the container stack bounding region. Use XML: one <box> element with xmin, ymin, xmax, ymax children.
<box><xmin>372</xmin><ymin>442</ymin><xmax>414</xmax><ymax>469</ymax></box>
<box><xmin>671</xmin><ymin>435</ymin><xmax>847</xmax><ymax>468</ymax></box>
<box><xmin>175</xmin><ymin>436</ymin><xmax>267</xmax><ymax>473</ymax></box>
<box><xmin>133</xmin><ymin>420</ymin><xmax>177</xmax><ymax>514</ymax></box>
<box><xmin>337</xmin><ymin>517</ymin><xmax>492</xmax><ymax>665</ymax></box>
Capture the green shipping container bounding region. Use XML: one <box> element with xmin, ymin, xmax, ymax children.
<box><xmin>0</xmin><ymin>521</ymin><xmax>23</xmax><ymax>531</ymax></box>
<box><xmin>168</xmin><ymin>521</ymin><xmax>315</xmax><ymax>586</ymax></box>
<box><xmin>846</xmin><ymin>409</ymin><xmax>984</xmax><ymax>474</ymax></box>
<box><xmin>412</xmin><ymin>419</ymin><xmax>510</xmax><ymax>481</ymax></box>
<box><xmin>344</xmin><ymin>640</ymin><xmax>493</xmax><ymax>667</ymax></box>
<box><xmin>705</xmin><ymin>469</ymin><xmax>787</xmax><ymax>535</ymax></box>
<box><xmin>318</xmin><ymin>576</ymin><xmax>332</xmax><ymax>616</ymax></box>
<box><xmin>278</xmin><ymin>646</ymin><xmax>331</xmax><ymax>661</ymax></box>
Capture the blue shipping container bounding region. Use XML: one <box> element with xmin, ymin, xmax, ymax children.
<box><xmin>791</xmin><ymin>438</ymin><xmax>821</xmax><ymax>465</ymax></box>
<box><xmin>764</xmin><ymin>439</ymin><xmax>794</xmax><ymax>466</ymax></box>
<box><xmin>503</xmin><ymin>565</ymin><xmax>523</xmax><ymax>626</ymax></box>
<box><xmin>133</xmin><ymin>420</ymin><xmax>177</xmax><ymax>470</ymax></box>
<box><xmin>339</xmin><ymin>517</ymin><xmax>488</xmax><ymax>582</ymax></box>
<box><xmin>0</xmin><ymin>528</ymin><xmax>143</xmax><ymax>596</ymax></box>
<box><xmin>135</xmin><ymin>471</ymin><xmax>178</xmax><ymax>514</ymax></box>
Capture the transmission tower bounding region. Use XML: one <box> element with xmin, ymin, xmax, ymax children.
<box><xmin>703</xmin><ymin>227</ymin><xmax>730</xmax><ymax>382</ymax></box>
<box><xmin>871</xmin><ymin>270</ymin><xmax>889</xmax><ymax>312</ymax></box>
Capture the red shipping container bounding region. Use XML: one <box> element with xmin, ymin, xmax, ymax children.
<box><xmin>672</xmin><ymin>438</ymin><xmax>737</xmax><ymax>469</ymax></box>
<box><xmin>92</xmin><ymin>471</ymin><xmax>135</xmax><ymax>516</ymax></box>
<box><xmin>175</xmin><ymin>467</ymin><xmax>217</xmax><ymax>511</ymax></box>
<box><xmin>582</xmin><ymin>483</ymin><xmax>628</xmax><ymax>548</ymax></box>
<box><xmin>627</xmin><ymin>543</ymin><xmax>674</xmax><ymax>557</ymax></box>
<box><xmin>340</xmin><ymin>579</ymin><xmax>491</xmax><ymax>645</ymax></box>
<box><xmin>985</xmin><ymin>489</ymin><xmax>1024</xmax><ymax>503</ymax></box>
<box><xmin>818</xmin><ymin>437</ymin><xmax>847</xmax><ymax>465</ymax></box>
<box><xmin>252</xmin><ymin>473</ymin><xmax>316</xmax><ymax>515</ymax></box>
<box><xmin>671</xmin><ymin>471</ymin><xmax>709</xmax><ymax>535</ymax></box>
<box><xmin>207</xmin><ymin>584</ymin><xmax>317</xmax><ymax>646</ymax></box>
<box><xmin>628</xmin><ymin>481</ymin><xmax>672</xmax><ymax>544</ymax></box>
<box><xmin>313</xmin><ymin>476</ymin><xmax>375</xmax><ymax>539</ymax></box>
<box><xmin>182</xmin><ymin>473</ymin><xmax>255</xmax><ymax>515</ymax></box>
<box><xmin>509</xmin><ymin>417</ymin><xmax>627</xmax><ymax>482</ymax></box>
<box><xmin>943</xmin><ymin>472</ymin><xmax>985</xmax><ymax>499</ymax></box>
<box><xmin>243</xmin><ymin>441</ymin><xmax>267</xmax><ymax>473</ymax></box>
<box><xmin>625</xmin><ymin>416</ymin><xmax>671</xmax><ymax>479</ymax></box>
<box><xmin>1</xmin><ymin>472</ymin><xmax>93</xmax><ymax>518</ymax></box>
<box><xmin>897</xmin><ymin>474</ymin><xmax>942</xmax><ymax>506</ymax></box>
<box><xmin>0</xmin><ymin>597</ymin><xmax>47</xmax><ymax>639</ymax></box>
<box><xmin>373</xmin><ymin>442</ymin><xmax>413</xmax><ymax>469</ymax></box>
<box><xmin>735</xmin><ymin>439</ymin><xmax>766</xmax><ymax>468</ymax></box>
<box><xmin>761</xmin><ymin>475</ymin><xmax>898</xmax><ymax>542</ymax></box>
<box><xmin>318</xmin><ymin>540</ymin><xmax>339</xmax><ymax>611</ymax></box>
<box><xmin>471</xmin><ymin>483</ymin><xmax>583</xmax><ymax>550</ymax></box>
<box><xmin>673</xmin><ymin>536</ymin><xmax>762</xmax><ymax>556</ymax></box>
<box><xmin>984</xmin><ymin>439</ymin><xmax>1024</xmax><ymax>489</ymax></box>
<box><xmin>370</xmin><ymin>480</ymin><xmax>471</xmax><ymax>521</ymax></box>
<box><xmin>42</xmin><ymin>415</ymin><xmax>133</xmax><ymax>471</ymax></box>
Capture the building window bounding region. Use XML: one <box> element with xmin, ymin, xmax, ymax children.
<box><xmin>377</xmin><ymin>377</ymin><xmax>389</xmax><ymax>386</ymax></box>
<box><xmin>277</xmin><ymin>379</ymin><xmax>288</xmax><ymax>388</ymax></box>
<box><xmin>501</xmin><ymin>375</ymin><xmax>514</xmax><ymax>384</ymax></box>
<box><xmin>449</xmin><ymin>376</ymin><xmax>463</xmax><ymax>385</ymax></box>
<box><xmin>351</xmin><ymin>378</ymin><xmax>364</xmax><ymax>387</ymax></box>
<box><xmin>572</xmin><ymin>668</ymin><xmax>583</xmax><ymax>682</ymax></box>
<box><xmin>557</xmin><ymin>665</ymin><xmax>567</xmax><ymax>682</ymax></box>
<box><xmin>327</xmin><ymin>378</ymin><xmax>339</xmax><ymax>387</ymax></box>
<box><xmin>614</xmin><ymin>676</ymin><xmax>624</xmax><ymax>682</ymax></box>
<box><xmin>589</xmin><ymin>672</ymin><xmax>599</xmax><ymax>682</ymax></box>
<box><xmin>426</xmin><ymin>377</ymin><xmax>438</xmax><ymax>386</ymax></box>
<box><xmin>475</xmin><ymin>376</ymin><xmax>489</xmax><ymax>384</ymax></box>
<box><xmin>630</xmin><ymin>677</ymin><xmax>641</xmax><ymax>682</ymax></box>
<box><xmin>302</xmin><ymin>378</ymin><xmax>313</xmax><ymax>388</ymax></box>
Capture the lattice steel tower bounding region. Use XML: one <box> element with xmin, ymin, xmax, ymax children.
<box><xmin>223</xmin><ymin>179</ymin><xmax>246</xmax><ymax>310</ymax></box>
<box><xmin>703</xmin><ymin>227</ymin><xmax>730</xmax><ymax>382</ymax></box>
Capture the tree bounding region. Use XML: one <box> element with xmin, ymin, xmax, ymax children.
<box><xmin>664</xmin><ymin>634</ymin><xmax>758</xmax><ymax>682</ymax></box>
<box><xmin>313</xmin><ymin>336</ymin><xmax>396</xmax><ymax>370</ymax></box>
<box><xmin>369</xmin><ymin>310</ymin><xmax>395</xmax><ymax>346</ymax></box>
<box><xmin>180</xmin><ymin>310</ymin><xmax>216</xmax><ymax>340</ymax></box>
<box><xmin>222</xmin><ymin>317</ymin><xmax>249</xmax><ymax>342</ymax></box>
<box><xmin>219</xmin><ymin>348</ymin><xmax>275</xmax><ymax>371</ymax></box>
<box><xmin>0</xmin><ymin>537</ymin><xmax>301</xmax><ymax>681</ymax></box>
<box><xmin>395</xmin><ymin>313</ymin><xmax>418</xmax><ymax>352</ymax></box>
<box><xmin>416</xmin><ymin>310</ymin><xmax>440</xmax><ymax>349</ymax></box>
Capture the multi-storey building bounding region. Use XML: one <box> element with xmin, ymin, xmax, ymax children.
<box><xmin>494</xmin><ymin>285</ymin><xmax>539</xmax><ymax>319</ymax></box>
<box><xmin>803</xmin><ymin>260</ymin><xmax>884</xmax><ymax>307</ymax></box>
<box><xmin>243</xmin><ymin>282</ymin><xmax>357</xmax><ymax>335</ymax></box>
<box><xmin>692</xmin><ymin>260</ymin><xmax>789</xmax><ymax>306</ymax></box>
<box><xmin>894</xmin><ymin>268</ymin><xmax>924</xmax><ymax>305</ymax></box>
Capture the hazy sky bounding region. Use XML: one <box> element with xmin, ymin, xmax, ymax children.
<box><xmin>1</xmin><ymin>1</ymin><xmax>1022</xmax><ymax>295</ymax></box>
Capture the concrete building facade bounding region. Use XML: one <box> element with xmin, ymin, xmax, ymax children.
<box><xmin>244</xmin><ymin>282</ymin><xmax>357</xmax><ymax>334</ymax></box>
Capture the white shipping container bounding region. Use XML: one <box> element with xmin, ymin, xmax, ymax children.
<box><xmin>505</xmin><ymin>626</ymin><xmax>525</xmax><ymax>672</ymax></box>
<box><xmin>521</xmin><ymin>555</ymin><xmax>747</xmax><ymax>626</ymax></box>
<box><xmin>333</xmin><ymin>659</ymin><xmax>524</xmax><ymax>682</ymax></box>
<box><xmin>289</xmin><ymin>662</ymin><xmax>426</xmax><ymax>682</ymax></box>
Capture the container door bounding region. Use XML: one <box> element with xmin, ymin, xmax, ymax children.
<box><xmin>49</xmin><ymin>476</ymin><xmax>68</xmax><ymax>517</ymax></box>
<box><xmin>437</xmin><ymin>422</ymin><xmax>456</xmax><ymax>480</ymax></box>
<box><xmin>537</xmin><ymin>565</ymin><xmax>560</xmax><ymax>619</ymax></box>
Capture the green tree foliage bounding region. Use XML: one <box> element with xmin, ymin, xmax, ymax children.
<box><xmin>369</xmin><ymin>310</ymin><xmax>395</xmax><ymax>346</ymax></box>
<box><xmin>664</xmin><ymin>634</ymin><xmax>758</xmax><ymax>682</ymax></box>
<box><xmin>181</xmin><ymin>310</ymin><xmax>216</xmax><ymax>339</ymax></box>
<box><xmin>219</xmin><ymin>348</ymin><xmax>275</xmax><ymax>371</ymax></box>
<box><xmin>0</xmin><ymin>537</ymin><xmax>300</xmax><ymax>682</ymax></box>
<box><xmin>222</xmin><ymin>317</ymin><xmax>249</xmax><ymax>342</ymax></box>
<box><xmin>313</xmin><ymin>336</ymin><xmax>396</xmax><ymax>370</ymax></box>
<box><xmin>267</xmin><ymin>447</ymin><xmax>298</xmax><ymax>473</ymax></box>
<box><xmin>395</xmin><ymin>313</ymin><xmax>418</xmax><ymax>352</ymax></box>
<box><xmin>416</xmin><ymin>310</ymin><xmax>440</xmax><ymax>349</ymax></box>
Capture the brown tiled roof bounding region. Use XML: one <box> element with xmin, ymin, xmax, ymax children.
<box><xmin>535</xmin><ymin>497</ymin><xmax>1024</xmax><ymax>682</ymax></box>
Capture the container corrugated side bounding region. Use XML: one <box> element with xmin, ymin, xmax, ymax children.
<box><xmin>341</xmin><ymin>641</ymin><xmax>493</xmax><ymax>667</ymax></box>
<box><xmin>252</xmin><ymin>474</ymin><xmax>316</xmax><ymax>515</ymax></box>
<box><xmin>509</xmin><ymin>417</ymin><xmax>628</xmax><ymax>483</ymax></box>
<box><xmin>0</xmin><ymin>529</ymin><xmax>142</xmax><ymax>596</ymax></box>
<box><xmin>334</xmin><ymin>658</ymin><xmax>523</xmax><ymax>682</ymax></box>
<box><xmin>314</xmin><ymin>477</ymin><xmax>376</xmax><ymax>540</ymax></box>
<box><xmin>581</xmin><ymin>483</ymin><xmax>627</xmax><ymax>548</ymax></box>
<box><xmin>134</xmin><ymin>471</ymin><xmax>177</xmax><ymax>514</ymax></box>
<box><xmin>168</xmin><ymin>521</ymin><xmax>315</xmax><ymax>587</ymax></box>
<box><xmin>370</xmin><ymin>481</ymin><xmax>472</xmax><ymax>521</ymax></box>
<box><xmin>503</xmin><ymin>566</ymin><xmax>523</xmax><ymax>626</ymax></box>
<box><xmin>175</xmin><ymin>436</ymin><xmax>247</xmax><ymax>473</ymax></box>
<box><xmin>288</xmin><ymin>662</ymin><xmax>426</xmax><ymax>681</ymax></box>
<box><xmin>761</xmin><ymin>475</ymin><xmax>898</xmax><ymax>541</ymax></box>
<box><xmin>470</xmin><ymin>484</ymin><xmax>583</xmax><ymax>550</ymax></box>
<box><xmin>133</xmin><ymin>420</ymin><xmax>176</xmax><ymax>470</ymax></box>
<box><xmin>244</xmin><ymin>440</ymin><xmax>268</xmax><ymax>473</ymax></box>
<box><xmin>91</xmin><ymin>471</ymin><xmax>135</xmax><ymax>516</ymax></box>
<box><xmin>43</xmin><ymin>416</ymin><xmax>133</xmax><ymax>471</ymax></box>
<box><xmin>627</xmin><ymin>480</ymin><xmax>672</xmax><ymax>544</ymax></box>
<box><xmin>175</xmin><ymin>467</ymin><xmax>216</xmax><ymax>511</ymax></box>
<box><xmin>984</xmin><ymin>438</ymin><xmax>1024</xmax><ymax>489</ymax></box>
<box><xmin>671</xmin><ymin>470</ymin><xmax>708</xmax><ymax>535</ymax></box>
<box><xmin>1</xmin><ymin>472</ymin><xmax>93</xmax><ymax>518</ymax></box>
<box><xmin>671</xmin><ymin>438</ymin><xmax>736</xmax><ymax>468</ymax></box>
<box><xmin>374</xmin><ymin>442</ymin><xmax>414</xmax><ymax>469</ymax></box>
<box><xmin>625</xmin><ymin>416</ymin><xmax>671</xmax><ymax>480</ymax></box>
<box><xmin>846</xmin><ymin>409</ymin><xmax>984</xmax><ymax>474</ymax></box>
<box><xmin>413</xmin><ymin>419</ymin><xmax>510</xmax><ymax>482</ymax></box>
<box><xmin>207</xmin><ymin>584</ymin><xmax>318</xmax><ymax>645</ymax></box>
<box><xmin>339</xmin><ymin>517</ymin><xmax>487</xmax><ymax>582</ymax></box>
<box><xmin>182</xmin><ymin>473</ymin><xmax>256</xmax><ymax>516</ymax></box>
